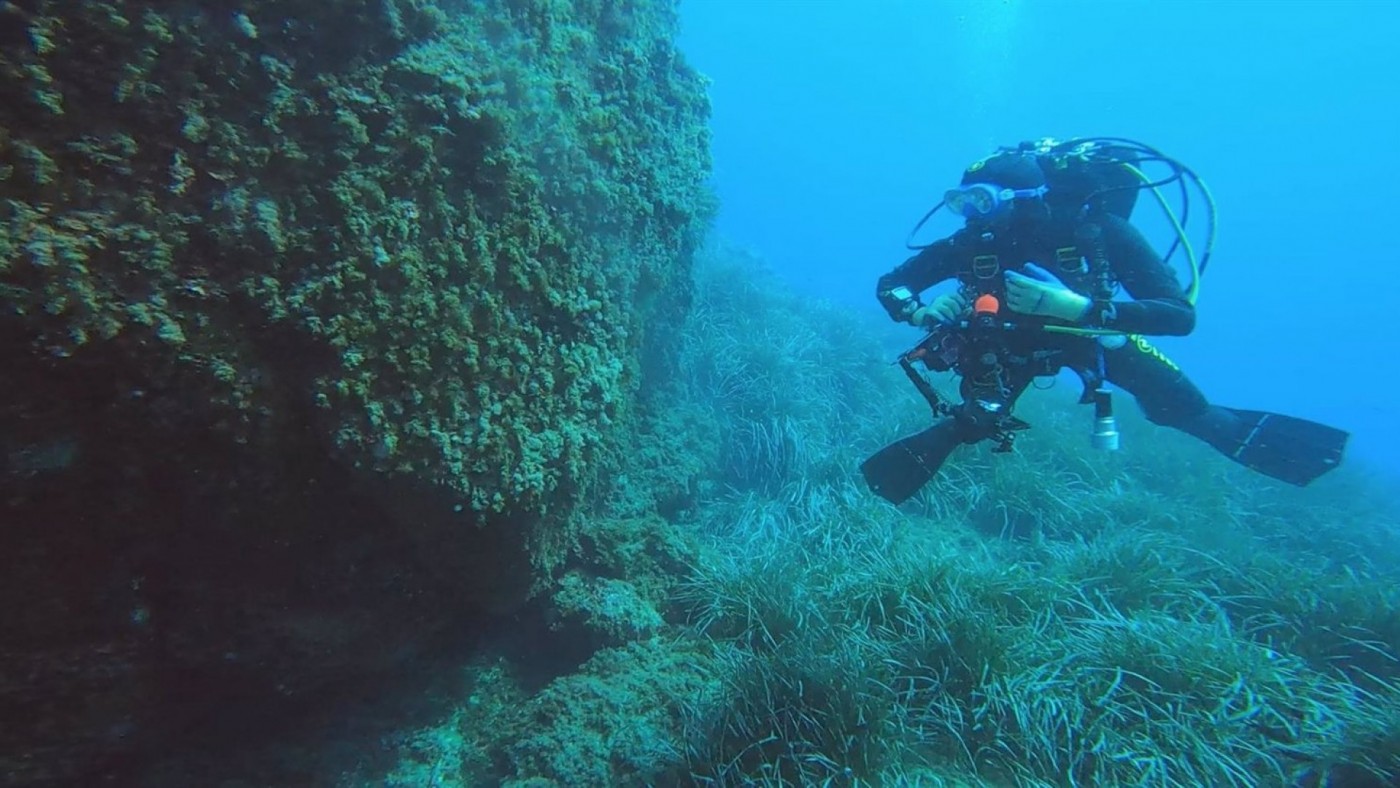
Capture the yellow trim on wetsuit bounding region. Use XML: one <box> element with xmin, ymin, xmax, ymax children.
<box><xmin>1128</xmin><ymin>334</ymin><xmax>1180</xmax><ymax>372</ymax></box>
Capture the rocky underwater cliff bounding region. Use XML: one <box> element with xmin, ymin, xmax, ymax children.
<box><xmin>1</xmin><ymin>0</ymin><xmax>713</xmax><ymax>783</ymax></box>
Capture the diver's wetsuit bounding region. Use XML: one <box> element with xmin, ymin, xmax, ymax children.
<box><xmin>875</xmin><ymin>212</ymin><xmax>1248</xmax><ymax>459</ymax></box>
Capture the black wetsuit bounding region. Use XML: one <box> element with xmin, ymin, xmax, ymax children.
<box><xmin>875</xmin><ymin>212</ymin><xmax>1239</xmax><ymax>452</ymax></box>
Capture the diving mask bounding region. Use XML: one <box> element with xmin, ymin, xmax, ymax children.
<box><xmin>944</xmin><ymin>182</ymin><xmax>1048</xmax><ymax>220</ymax></box>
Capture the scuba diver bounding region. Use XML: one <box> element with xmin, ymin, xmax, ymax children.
<box><xmin>862</xmin><ymin>137</ymin><xmax>1349</xmax><ymax>505</ymax></box>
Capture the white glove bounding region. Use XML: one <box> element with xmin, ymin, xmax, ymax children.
<box><xmin>1004</xmin><ymin>263</ymin><xmax>1091</xmax><ymax>322</ymax></box>
<box><xmin>911</xmin><ymin>292</ymin><xmax>970</xmax><ymax>326</ymax></box>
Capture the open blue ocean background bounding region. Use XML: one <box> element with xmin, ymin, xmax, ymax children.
<box><xmin>681</xmin><ymin>0</ymin><xmax>1399</xmax><ymax>475</ymax></box>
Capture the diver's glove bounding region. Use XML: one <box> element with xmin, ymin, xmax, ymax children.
<box><xmin>1004</xmin><ymin>263</ymin><xmax>1092</xmax><ymax>322</ymax></box>
<box><xmin>911</xmin><ymin>292</ymin><xmax>970</xmax><ymax>326</ymax></box>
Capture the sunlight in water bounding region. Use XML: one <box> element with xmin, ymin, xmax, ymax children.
<box><xmin>947</xmin><ymin>0</ymin><xmax>1024</xmax><ymax>126</ymax></box>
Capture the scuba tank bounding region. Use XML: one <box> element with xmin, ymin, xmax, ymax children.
<box><xmin>1034</xmin><ymin>139</ymin><xmax>1144</xmax><ymax>223</ymax></box>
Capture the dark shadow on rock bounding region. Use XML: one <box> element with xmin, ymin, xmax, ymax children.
<box><xmin>0</xmin><ymin>320</ymin><xmax>535</xmax><ymax>786</ymax></box>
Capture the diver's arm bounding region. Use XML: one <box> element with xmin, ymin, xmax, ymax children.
<box><xmin>876</xmin><ymin>238</ymin><xmax>958</xmax><ymax>322</ymax></box>
<box><xmin>1091</xmin><ymin>216</ymin><xmax>1196</xmax><ymax>336</ymax></box>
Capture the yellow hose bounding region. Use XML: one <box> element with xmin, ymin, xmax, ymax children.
<box><xmin>1124</xmin><ymin>163</ymin><xmax>1202</xmax><ymax>306</ymax></box>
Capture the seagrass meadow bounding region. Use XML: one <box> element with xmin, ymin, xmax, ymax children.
<box><xmin>3</xmin><ymin>2</ymin><xmax>1399</xmax><ymax>786</ymax></box>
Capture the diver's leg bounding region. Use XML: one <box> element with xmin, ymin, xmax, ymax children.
<box><xmin>1099</xmin><ymin>337</ymin><xmax>1238</xmax><ymax>450</ymax></box>
<box><xmin>1103</xmin><ymin>337</ymin><xmax>1347</xmax><ymax>485</ymax></box>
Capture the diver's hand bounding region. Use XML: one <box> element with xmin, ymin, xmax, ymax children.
<box><xmin>1004</xmin><ymin>263</ymin><xmax>1091</xmax><ymax>322</ymax></box>
<box><xmin>911</xmin><ymin>292</ymin><xmax>970</xmax><ymax>327</ymax></box>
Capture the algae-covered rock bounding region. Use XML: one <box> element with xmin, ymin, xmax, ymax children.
<box><xmin>0</xmin><ymin>0</ymin><xmax>712</xmax><ymax>782</ymax></box>
<box><xmin>502</xmin><ymin>637</ymin><xmax>720</xmax><ymax>786</ymax></box>
<box><xmin>2</xmin><ymin>0</ymin><xmax>711</xmax><ymax>517</ymax></box>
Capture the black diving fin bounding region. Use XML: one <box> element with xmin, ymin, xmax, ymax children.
<box><xmin>1220</xmin><ymin>408</ymin><xmax>1349</xmax><ymax>486</ymax></box>
<box><xmin>860</xmin><ymin>420</ymin><xmax>963</xmax><ymax>505</ymax></box>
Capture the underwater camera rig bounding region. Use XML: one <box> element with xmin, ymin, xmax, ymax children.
<box><xmin>898</xmin><ymin>293</ymin><xmax>1032</xmax><ymax>454</ymax></box>
<box><xmin>861</xmin><ymin>293</ymin><xmax>1120</xmax><ymax>505</ymax></box>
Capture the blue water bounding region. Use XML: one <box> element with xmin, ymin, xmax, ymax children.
<box><xmin>679</xmin><ymin>0</ymin><xmax>1400</xmax><ymax>475</ymax></box>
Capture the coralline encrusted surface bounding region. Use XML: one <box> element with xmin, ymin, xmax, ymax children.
<box><xmin>0</xmin><ymin>0</ymin><xmax>711</xmax><ymax>782</ymax></box>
